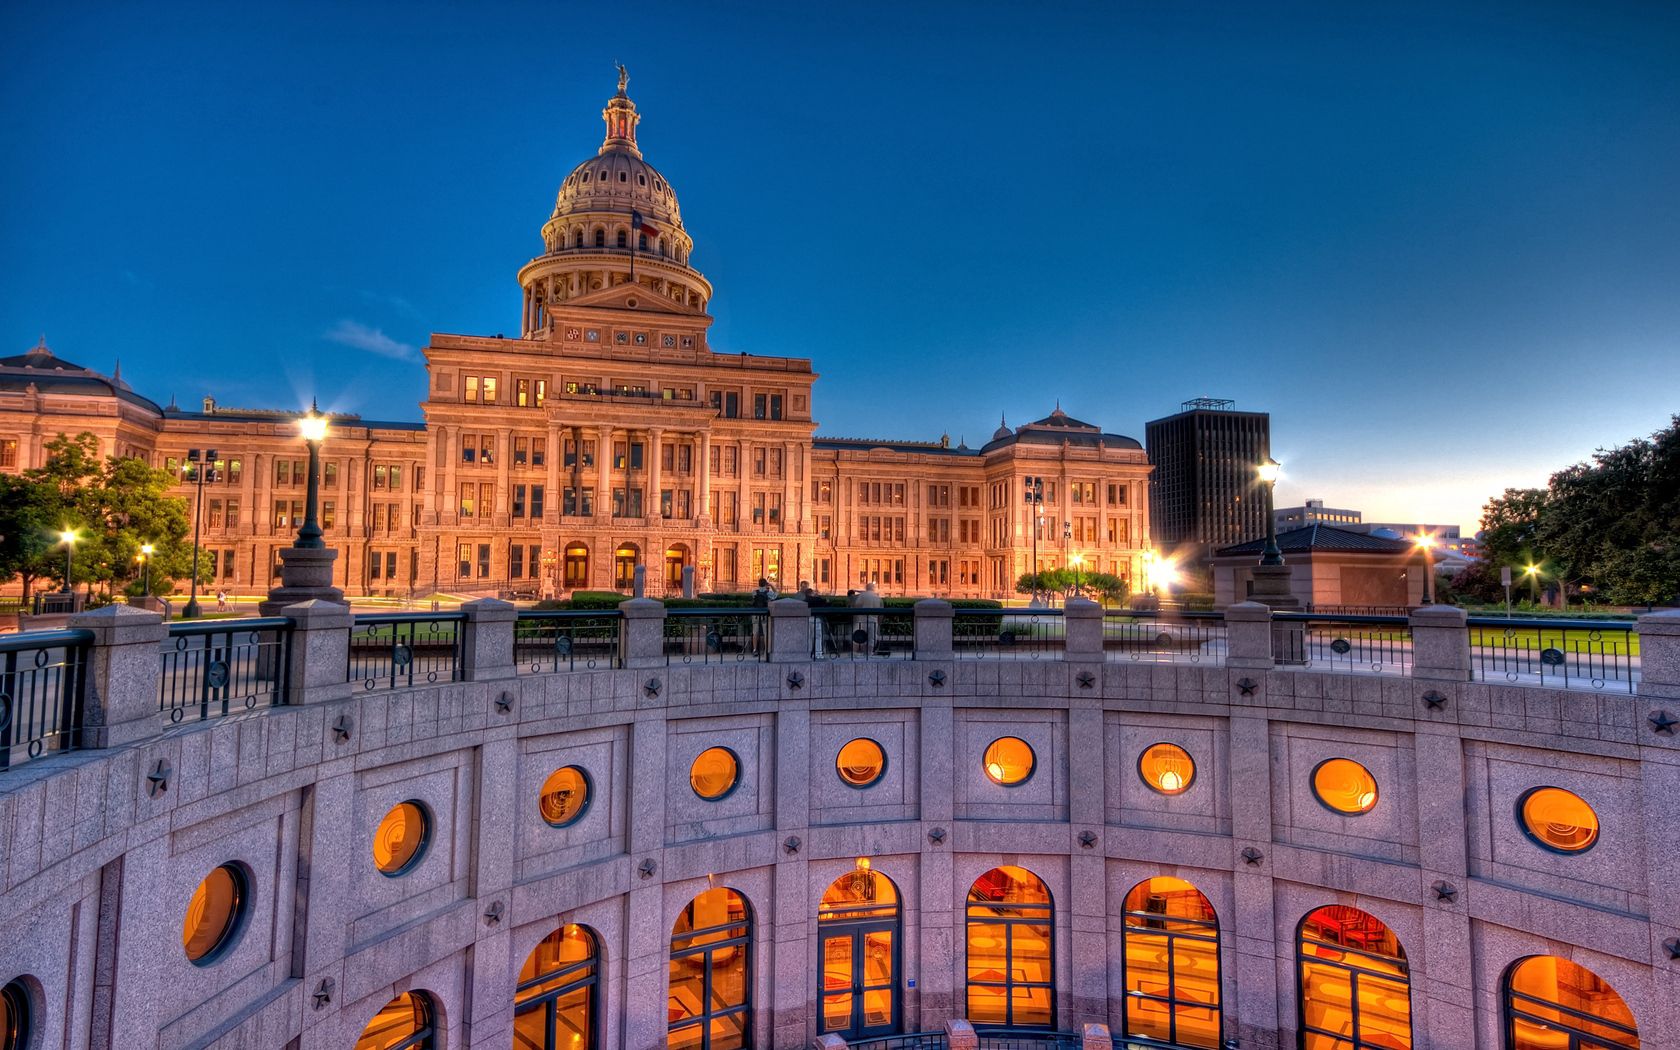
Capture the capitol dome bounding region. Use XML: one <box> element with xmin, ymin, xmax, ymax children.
<box><xmin>519</xmin><ymin>67</ymin><xmax>712</xmax><ymax>332</ymax></box>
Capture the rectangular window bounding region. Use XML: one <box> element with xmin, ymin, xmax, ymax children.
<box><xmin>374</xmin><ymin>464</ymin><xmax>388</xmax><ymax>489</ymax></box>
<box><xmin>459</xmin><ymin>483</ymin><xmax>476</xmax><ymax>518</ymax></box>
<box><xmin>465</xmin><ymin>376</ymin><xmax>480</xmax><ymax>402</ymax></box>
<box><xmin>323</xmin><ymin>462</ymin><xmax>338</xmax><ymax>487</ymax></box>
<box><xmin>461</xmin><ymin>434</ymin><xmax>476</xmax><ymax>464</ymax></box>
<box><xmin>208</xmin><ymin>499</ymin><xmax>223</xmax><ymax>527</ymax></box>
<box><xmin>225</xmin><ymin>498</ymin><xmax>240</xmax><ymax>528</ymax></box>
<box><xmin>458</xmin><ymin>543</ymin><xmax>473</xmax><ymax>578</ymax></box>
<box><xmin>275</xmin><ymin>459</ymin><xmax>291</xmax><ymax>485</ymax></box>
<box><xmin>388</xmin><ymin>551</ymin><xmax>398</xmax><ymax>580</ymax></box>
<box><xmin>532</xmin><ymin>437</ymin><xmax>545</xmax><ymax>467</ymax></box>
<box><xmin>630</xmin><ymin>442</ymin><xmax>643</xmax><ymax>470</ymax></box>
<box><xmin>768</xmin><ymin>493</ymin><xmax>782</xmax><ymax>524</ymax></box>
<box><xmin>530</xmin><ymin>485</ymin><xmax>545</xmax><ymax>518</ymax></box>
<box><xmin>0</xmin><ymin>438</ymin><xmax>16</xmax><ymax>468</ymax></box>
<box><xmin>480</xmin><ymin>435</ymin><xmax>494</xmax><ymax>465</ymax></box>
<box><xmin>479</xmin><ymin>483</ymin><xmax>494</xmax><ymax>517</ymax></box>
<box><xmin>564</xmin><ymin>487</ymin><xmax>594</xmax><ymax>516</ymax></box>
<box><xmin>514</xmin><ymin>437</ymin><xmax>528</xmax><ymax>465</ymax></box>
<box><xmin>390</xmin><ymin>465</ymin><xmax>402</xmax><ymax>490</ymax></box>
<box><xmin>321</xmin><ymin>501</ymin><xmax>335</xmax><ymax>530</ymax></box>
<box><xmin>510</xmin><ymin>543</ymin><xmax>524</xmax><ymax>578</ymax></box>
<box><xmin>516</xmin><ymin>379</ymin><xmax>530</xmax><ymax>407</ymax></box>
<box><xmin>226</xmin><ymin>458</ymin><xmax>242</xmax><ymax>484</ymax></box>
<box><xmin>482</xmin><ymin>377</ymin><xmax>498</xmax><ymax>404</ymax></box>
<box><xmin>372</xmin><ymin>504</ymin><xmax>386</xmax><ymax>532</ymax></box>
<box><xmin>770</xmin><ymin>394</ymin><xmax>783</xmax><ymax>420</ymax></box>
<box><xmin>754</xmin><ymin>393</ymin><xmax>767</xmax><ymax>420</ymax></box>
<box><xmin>477</xmin><ymin>543</ymin><xmax>491</xmax><ymax>577</ymax></box>
<box><xmin>272</xmin><ymin>500</ymin><xmax>288</xmax><ymax>528</ymax></box>
<box><xmin>512</xmin><ymin>484</ymin><xmax>526</xmax><ymax>518</ymax></box>
<box><xmin>752</xmin><ymin>447</ymin><xmax>767</xmax><ymax>477</ymax></box>
<box><xmin>371</xmin><ymin>551</ymin><xmax>383</xmax><ymax>579</ymax></box>
<box><xmin>535</xmin><ymin>380</ymin><xmax>546</xmax><ymax>407</ymax></box>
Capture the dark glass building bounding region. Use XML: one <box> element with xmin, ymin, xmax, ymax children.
<box><xmin>1145</xmin><ymin>398</ymin><xmax>1272</xmax><ymax>558</ymax></box>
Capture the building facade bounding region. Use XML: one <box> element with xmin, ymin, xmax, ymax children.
<box><xmin>1274</xmin><ymin>499</ymin><xmax>1364</xmax><ymax>530</ymax></box>
<box><xmin>0</xmin><ymin>77</ymin><xmax>1153</xmax><ymax>601</ymax></box>
<box><xmin>1145</xmin><ymin>398</ymin><xmax>1271</xmax><ymax>559</ymax></box>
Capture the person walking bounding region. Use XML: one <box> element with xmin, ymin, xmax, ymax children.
<box><xmin>750</xmin><ymin>577</ymin><xmax>776</xmax><ymax>653</ymax></box>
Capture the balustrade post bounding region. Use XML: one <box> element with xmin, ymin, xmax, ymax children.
<box><xmin>914</xmin><ymin>598</ymin><xmax>954</xmax><ymax>660</ymax></box>
<box><xmin>283</xmin><ymin>599</ymin><xmax>352</xmax><ymax>704</ymax></box>
<box><xmin>1081</xmin><ymin>1023</ymin><xmax>1112</xmax><ymax>1050</ymax></box>
<box><xmin>943</xmin><ymin>1019</ymin><xmax>978</xmax><ymax>1050</ymax></box>
<box><xmin>1063</xmin><ymin>596</ymin><xmax>1103</xmax><ymax>660</ymax></box>
<box><xmin>460</xmin><ymin>598</ymin><xmax>517</xmax><ymax>681</ymax></box>
<box><xmin>1223</xmin><ymin>600</ymin><xmax>1275</xmax><ymax>669</ymax></box>
<box><xmin>767</xmin><ymin>597</ymin><xmax>811</xmax><ymax>663</ymax></box>
<box><xmin>811</xmin><ymin>1035</ymin><xmax>848</xmax><ymax>1050</ymax></box>
<box><xmin>1409</xmin><ymin>604</ymin><xmax>1472</xmax><ymax>681</ymax></box>
<box><xmin>1635</xmin><ymin>608</ymin><xmax>1680</xmax><ymax>698</ymax></box>
<box><xmin>618</xmin><ymin>597</ymin><xmax>666</xmax><ymax>669</ymax></box>
<box><xmin>69</xmin><ymin>604</ymin><xmax>165</xmax><ymax>748</ymax></box>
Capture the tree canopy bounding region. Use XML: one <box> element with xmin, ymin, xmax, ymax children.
<box><xmin>1477</xmin><ymin>416</ymin><xmax>1680</xmax><ymax>606</ymax></box>
<box><xmin>1015</xmin><ymin>568</ymin><xmax>1129</xmax><ymax>605</ymax></box>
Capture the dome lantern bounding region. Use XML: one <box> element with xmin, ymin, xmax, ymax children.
<box><xmin>601</xmin><ymin>63</ymin><xmax>642</xmax><ymax>158</ymax></box>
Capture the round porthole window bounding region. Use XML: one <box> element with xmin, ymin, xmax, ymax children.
<box><xmin>836</xmin><ymin>738</ymin><xmax>886</xmax><ymax>787</ymax></box>
<box><xmin>1311</xmin><ymin>758</ymin><xmax>1379</xmax><ymax>814</ymax></box>
<box><xmin>539</xmin><ymin>766</ymin><xmax>591</xmax><ymax>827</ymax></box>
<box><xmin>690</xmin><ymin>746</ymin><xmax>740</xmax><ymax>800</ymax></box>
<box><xmin>372</xmin><ymin>800</ymin><xmax>431</xmax><ymax>876</ymax></box>
<box><xmin>2</xmin><ymin>979</ymin><xmax>31</xmax><ymax>1050</ymax></box>
<box><xmin>182</xmin><ymin>863</ymin><xmax>249</xmax><ymax>965</ymax></box>
<box><xmin>982</xmin><ymin>736</ymin><xmax>1035</xmax><ymax>786</ymax></box>
<box><xmin>1138</xmin><ymin>742</ymin><xmax>1195</xmax><ymax>795</ymax></box>
<box><xmin>1518</xmin><ymin>786</ymin><xmax>1599</xmax><ymax>853</ymax></box>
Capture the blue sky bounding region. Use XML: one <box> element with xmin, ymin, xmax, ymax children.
<box><xmin>4</xmin><ymin>1</ymin><xmax>1677</xmax><ymax>529</ymax></box>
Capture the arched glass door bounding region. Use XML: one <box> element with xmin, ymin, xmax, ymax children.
<box><xmin>666</xmin><ymin>545</ymin><xmax>690</xmax><ymax>590</ymax></box>
<box><xmin>1504</xmin><ymin>956</ymin><xmax>1638</xmax><ymax>1050</ymax></box>
<box><xmin>354</xmin><ymin>991</ymin><xmax>436</xmax><ymax>1050</ymax></box>
<box><xmin>1121</xmin><ymin>877</ymin><xmax>1222</xmax><ymax>1048</ymax></box>
<box><xmin>514</xmin><ymin>923</ymin><xmax>598</xmax><ymax>1050</ymax></box>
<box><xmin>818</xmin><ymin>863</ymin><xmax>900</xmax><ymax>1039</ymax></box>
<box><xmin>615</xmin><ymin>545</ymin><xmax>640</xmax><ymax>590</ymax></box>
<box><xmin>966</xmin><ymin>865</ymin><xmax>1054</xmax><ymax>1029</ymax></box>
<box><xmin>564</xmin><ymin>544</ymin><xmax>590</xmax><ymax>589</ymax></box>
<box><xmin>669</xmin><ymin>887</ymin><xmax>752</xmax><ymax>1050</ymax></box>
<box><xmin>1297</xmin><ymin>906</ymin><xmax>1411</xmax><ymax>1050</ymax></box>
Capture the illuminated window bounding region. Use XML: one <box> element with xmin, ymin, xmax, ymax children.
<box><xmin>2</xmin><ymin>978</ymin><xmax>32</xmax><ymax>1050</ymax></box>
<box><xmin>372</xmin><ymin>800</ymin><xmax>430</xmax><ymax>876</ymax></box>
<box><xmin>966</xmin><ymin>866</ymin><xmax>1054</xmax><ymax>1028</ymax></box>
<box><xmin>982</xmin><ymin>736</ymin><xmax>1034</xmax><ymax>786</ymax></box>
<box><xmin>1138</xmin><ymin>743</ymin><xmax>1195</xmax><ymax>796</ymax></box>
<box><xmin>818</xmin><ymin>865</ymin><xmax>900</xmax><ymax>1038</ymax></box>
<box><xmin>836</xmin><ymin>739</ymin><xmax>886</xmax><ymax>788</ymax></box>
<box><xmin>182</xmin><ymin>863</ymin><xmax>248</xmax><ymax>965</ymax></box>
<box><xmin>1517</xmin><ymin>787</ymin><xmax>1599</xmax><ymax>854</ymax></box>
<box><xmin>353</xmin><ymin>990</ymin><xmax>435</xmax><ymax>1050</ymax></box>
<box><xmin>1297</xmin><ymin>906</ymin><xmax>1411</xmax><ymax>1050</ymax></box>
<box><xmin>515</xmin><ymin>924</ymin><xmax>599</xmax><ymax>1050</ymax></box>
<box><xmin>669</xmin><ymin>888</ymin><xmax>752</xmax><ymax>1050</ymax></box>
<box><xmin>1121</xmin><ymin>878</ymin><xmax>1221</xmax><ymax>1048</ymax></box>
<box><xmin>1504</xmin><ymin>955</ymin><xmax>1638</xmax><ymax>1050</ymax></box>
<box><xmin>690</xmin><ymin>747</ymin><xmax>740</xmax><ymax>800</ymax></box>
<box><xmin>1311</xmin><ymin>758</ymin><xmax>1380</xmax><ymax>815</ymax></box>
<box><xmin>540</xmin><ymin>767</ymin><xmax>591</xmax><ymax>827</ymax></box>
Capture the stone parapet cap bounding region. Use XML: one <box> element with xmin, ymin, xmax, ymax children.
<box><xmin>68</xmin><ymin>603</ymin><xmax>165</xmax><ymax>644</ymax></box>
<box><xmin>1636</xmin><ymin>608</ymin><xmax>1680</xmax><ymax>637</ymax></box>
<box><xmin>461</xmin><ymin>598</ymin><xmax>517</xmax><ymax>623</ymax></box>
<box><xmin>282</xmin><ymin>599</ymin><xmax>352</xmax><ymax>629</ymax></box>
<box><xmin>768</xmin><ymin>597</ymin><xmax>810</xmax><ymax>618</ymax></box>
<box><xmin>912</xmin><ymin>598</ymin><xmax>953</xmax><ymax>617</ymax></box>
<box><xmin>1409</xmin><ymin>604</ymin><xmax>1468</xmax><ymax>627</ymax></box>
<box><xmin>618</xmin><ymin>597</ymin><xmax>665</xmax><ymax>619</ymax></box>
<box><xmin>1063</xmin><ymin>597</ymin><xmax>1102</xmax><ymax>618</ymax></box>
<box><xmin>1223</xmin><ymin>600</ymin><xmax>1272</xmax><ymax>622</ymax></box>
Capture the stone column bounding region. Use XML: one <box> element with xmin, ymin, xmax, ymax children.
<box><xmin>545</xmin><ymin>423</ymin><xmax>562</xmax><ymax>525</ymax></box>
<box><xmin>697</xmin><ymin>431</ymin><xmax>711</xmax><ymax>522</ymax></box>
<box><xmin>618</xmin><ymin>596</ymin><xmax>666</xmax><ymax>669</ymax></box>
<box><xmin>1409</xmin><ymin>604</ymin><xmax>1471</xmax><ymax>682</ymax></box>
<box><xmin>461</xmin><ymin>598</ymin><xmax>517</xmax><ymax>682</ymax></box>
<box><xmin>440</xmin><ymin>425</ymin><xmax>459</xmax><ymax>525</ymax></box>
<box><xmin>913</xmin><ymin>598</ymin><xmax>954</xmax><ymax>660</ymax></box>
<box><xmin>495</xmin><ymin>426</ymin><xmax>512</xmax><ymax>525</ymax></box>
<box><xmin>69</xmin><ymin>604</ymin><xmax>165</xmax><ymax>749</ymax></box>
<box><xmin>648</xmin><ymin>427</ymin><xmax>664</xmax><ymax>522</ymax></box>
<box><xmin>596</xmin><ymin>424</ymin><xmax>613</xmax><ymax>520</ymax></box>
<box><xmin>1063</xmin><ymin>596</ymin><xmax>1103</xmax><ymax>660</ymax></box>
<box><xmin>1636</xmin><ymin>608</ymin><xmax>1680</xmax><ymax>698</ymax></box>
<box><xmin>767</xmin><ymin>597</ymin><xmax>811</xmax><ymax>663</ymax></box>
<box><xmin>1223</xmin><ymin>600</ymin><xmax>1274</xmax><ymax>670</ymax></box>
<box><xmin>281</xmin><ymin>599</ymin><xmax>352</xmax><ymax>705</ymax></box>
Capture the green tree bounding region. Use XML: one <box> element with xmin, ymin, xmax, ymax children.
<box><xmin>1014</xmin><ymin>569</ymin><xmax>1129</xmax><ymax>605</ymax></box>
<box><xmin>0</xmin><ymin>472</ymin><xmax>62</xmax><ymax>601</ymax></box>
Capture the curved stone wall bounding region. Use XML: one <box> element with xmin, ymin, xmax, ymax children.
<box><xmin>1</xmin><ymin>656</ymin><xmax>1677</xmax><ymax>1049</ymax></box>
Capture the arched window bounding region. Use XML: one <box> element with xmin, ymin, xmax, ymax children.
<box><xmin>573</xmin><ymin>228</ymin><xmax>585</xmax><ymax>248</ymax></box>
<box><xmin>594</xmin><ymin>229</ymin><xmax>606</xmax><ymax>248</ymax></box>
<box><xmin>966</xmin><ymin>866</ymin><xmax>1053</xmax><ymax>1029</ymax></box>
<box><xmin>515</xmin><ymin>924</ymin><xmax>599</xmax><ymax>1050</ymax></box>
<box><xmin>615</xmin><ymin>544</ymin><xmax>640</xmax><ymax>589</ymax></box>
<box><xmin>1504</xmin><ymin>956</ymin><xmax>1638</xmax><ymax>1050</ymax></box>
<box><xmin>1121</xmin><ymin>877</ymin><xmax>1221</xmax><ymax>1048</ymax></box>
<box><xmin>1297</xmin><ymin>906</ymin><xmax>1410</xmax><ymax>1050</ymax></box>
<box><xmin>354</xmin><ymin>991</ymin><xmax>436</xmax><ymax>1050</ymax></box>
<box><xmin>669</xmin><ymin>888</ymin><xmax>752</xmax><ymax>1050</ymax></box>
<box><xmin>564</xmin><ymin>544</ymin><xmax>589</xmax><ymax>589</ymax></box>
<box><xmin>818</xmin><ymin>864</ymin><xmax>900</xmax><ymax>1039</ymax></box>
<box><xmin>638</xmin><ymin>232</ymin><xmax>649</xmax><ymax>251</ymax></box>
<box><xmin>616</xmin><ymin>230</ymin><xmax>628</xmax><ymax>248</ymax></box>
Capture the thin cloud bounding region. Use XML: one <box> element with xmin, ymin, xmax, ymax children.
<box><xmin>325</xmin><ymin>320</ymin><xmax>419</xmax><ymax>362</ymax></box>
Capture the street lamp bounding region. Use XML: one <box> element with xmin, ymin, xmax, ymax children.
<box><xmin>180</xmin><ymin>447</ymin><xmax>220</xmax><ymax>618</ymax></box>
<box><xmin>1022</xmin><ymin>475</ymin><xmax>1045</xmax><ymax>604</ymax></box>
<box><xmin>1413</xmin><ymin>533</ymin><xmax>1436</xmax><ymax>605</ymax></box>
<box><xmin>1256</xmin><ymin>458</ymin><xmax>1283</xmax><ymax>566</ymax></box>
<box><xmin>1070</xmin><ymin>553</ymin><xmax>1084</xmax><ymax>599</ymax></box>
<box><xmin>138</xmin><ymin>543</ymin><xmax>155</xmax><ymax>598</ymax></box>
<box><xmin>58</xmin><ymin>529</ymin><xmax>76</xmax><ymax>595</ymax></box>
<box><xmin>1524</xmin><ymin>562</ymin><xmax>1541</xmax><ymax>605</ymax></box>
<box><xmin>295</xmin><ymin>404</ymin><xmax>330</xmax><ymax>549</ymax></box>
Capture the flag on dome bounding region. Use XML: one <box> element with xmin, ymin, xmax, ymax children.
<box><xmin>631</xmin><ymin>210</ymin><xmax>658</xmax><ymax>237</ymax></box>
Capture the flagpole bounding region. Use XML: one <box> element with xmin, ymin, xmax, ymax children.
<box><xmin>629</xmin><ymin>210</ymin><xmax>636</xmax><ymax>283</ymax></box>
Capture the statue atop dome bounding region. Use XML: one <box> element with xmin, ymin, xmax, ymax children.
<box><xmin>616</xmin><ymin>63</ymin><xmax>629</xmax><ymax>97</ymax></box>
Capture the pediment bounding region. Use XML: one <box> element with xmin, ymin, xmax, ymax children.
<box><xmin>562</xmin><ymin>282</ymin><xmax>704</xmax><ymax>317</ymax></box>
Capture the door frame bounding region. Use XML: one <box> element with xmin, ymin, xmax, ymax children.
<box><xmin>818</xmin><ymin>917</ymin><xmax>901</xmax><ymax>1040</ymax></box>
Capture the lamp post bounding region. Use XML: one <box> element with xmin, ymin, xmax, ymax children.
<box><xmin>1413</xmin><ymin>533</ymin><xmax>1436</xmax><ymax>605</ymax></box>
<box><xmin>1524</xmin><ymin>563</ymin><xmax>1541</xmax><ymax>606</ymax></box>
<box><xmin>1022</xmin><ymin>475</ymin><xmax>1045</xmax><ymax>604</ymax></box>
<box><xmin>180</xmin><ymin>447</ymin><xmax>219</xmax><ymax>618</ymax></box>
<box><xmin>138</xmin><ymin>543</ymin><xmax>155</xmax><ymax>598</ymax></box>
<box><xmin>1070</xmin><ymin>553</ymin><xmax>1084</xmax><ymax>599</ymax></box>
<box><xmin>295</xmin><ymin>405</ymin><xmax>329</xmax><ymax>549</ymax></box>
<box><xmin>1256</xmin><ymin>458</ymin><xmax>1282</xmax><ymax>566</ymax></box>
<box><xmin>58</xmin><ymin>530</ymin><xmax>76</xmax><ymax>595</ymax></box>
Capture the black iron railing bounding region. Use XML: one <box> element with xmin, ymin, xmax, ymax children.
<box><xmin>664</xmin><ymin>608</ymin><xmax>766</xmax><ymax>664</ymax></box>
<box><xmin>953</xmin><ymin>609</ymin><xmax>1064</xmax><ymax>659</ymax></box>
<box><xmin>1467</xmin><ymin>616</ymin><xmax>1638</xmax><ymax>693</ymax></box>
<box><xmin>848</xmin><ymin>1034</ymin><xmax>950</xmax><ymax>1050</ymax></box>
<box><xmin>515</xmin><ymin>610</ymin><xmax>623</xmax><ymax>673</ymax></box>
<box><xmin>348</xmin><ymin>613</ymin><xmax>464</xmax><ymax>690</ymax></box>
<box><xmin>1273</xmin><ymin>613</ymin><xmax>1413</xmax><ymax>674</ymax></box>
<box><xmin>0</xmin><ymin>629</ymin><xmax>89</xmax><ymax>769</ymax></box>
<box><xmin>810</xmin><ymin>605</ymin><xmax>912</xmax><ymax>659</ymax></box>
<box><xmin>159</xmin><ymin>618</ymin><xmax>292</xmax><ymax>722</ymax></box>
<box><xmin>1102</xmin><ymin>611</ymin><xmax>1226</xmax><ymax>664</ymax></box>
<box><xmin>978</xmin><ymin>1031</ymin><xmax>1082</xmax><ymax>1050</ymax></box>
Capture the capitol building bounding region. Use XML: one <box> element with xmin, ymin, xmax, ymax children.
<box><xmin>0</xmin><ymin>71</ymin><xmax>1152</xmax><ymax>603</ymax></box>
<box><xmin>0</xmin><ymin>74</ymin><xmax>1675</xmax><ymax>1050</ymax></box>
